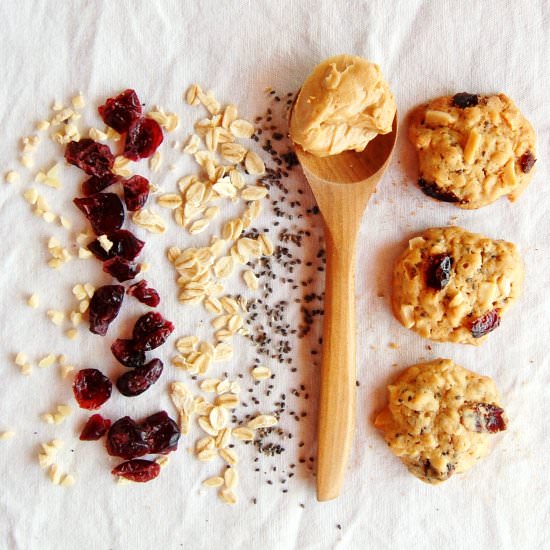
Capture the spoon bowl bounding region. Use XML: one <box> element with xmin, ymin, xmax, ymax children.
<box><xmin>291</xmin><ymin>114</ymin><xmax>398</xmax><ymax>501</ymax></box>
<box><xmin>294</xmin><ymin>121</ymin><xmax>398</xmax><ymax>184</ymax></box>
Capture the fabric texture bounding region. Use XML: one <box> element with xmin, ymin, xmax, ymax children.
<box><xmin>0</xmin><ymin>1</ymin><xmax>549</xmax><ymax>549</ymax></box>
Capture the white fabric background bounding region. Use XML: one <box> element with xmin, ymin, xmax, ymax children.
<box><xmin>0</xmin><ymin>1</ymin><xmax>549</xmax><ymax>549</ymax></box>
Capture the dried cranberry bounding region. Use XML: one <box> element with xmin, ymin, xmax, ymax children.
<box><xmin>418</xmin><ymin>178</ymin><xmax>461</xmax><ymax>203</ymax></box>
<box><xmin>103</xmin><ymin>257</ymin><xmax>140</xmax><ymax>282</ymax></box>
<box><xmin>426</xmin><ymin>254</ymin><xmax>453</xmax><ymax>290</ymax></box>
<box><xmin>88</xmin><ymin>229</ymin><xmax>145</xmax><ymax>262</ymax></box>
<box><xmin>82</xmin><ymin>173</ymin><xmax>121</xmax><ymax>196</ymax></box>
<box><xmin>451</xmin><ymin>93</ymin><xmax>479</xmax><ymax>109</ymax></box>
<box><xmin>74</xmin><ymin>193</ymin><xmax>125</xmax><ymax>235</ymax></box>
<box><xmin>73</xmin><ymin>369</ymin><xmax>112</xmax><ymax>410</ymax></box>
<box><xmin>460</xmin><ymin>402</ymin><xmax>507</xmax><ymax>433</ymax></box>
<box><xmin>88</xmin><ymin>284</ymin><xmax>125</xmax><ymax>335</ymax></box>
<box><xmin>80</xmin><ymin>414</ymin><xmax>112</xmax><ymax>440</ymax></box>
<box><xmin>421</xmin><ymin>459</ymin><xmax>455</xmax><ymax>482</ymax></box>
<box><xmin>111</xmin><ymin>339</ymin><xmax>146</xmax><ymax>368</ymax></box>
<box><xmin>65</xmin><ymin>139</ymin><xmax>114</xmax><ymax>177</ymax></box>
<box><xmin>98</xmin><ymin>89</ymin><xmax>142</xmax><ymax>134</ymax></box>
<box><xmin>107</xmin><ymin>412</ymin><xmax>180</xmax><ymax>458</ymax></box>
<box><xmin>123</xmin><ymin>118</ymin><xmax>163</xmax><ymax>160</ymax></box>
<box><xmin>470</xmin><ymin>309</ymin><xmax>500</xmax><ymax>338</ymax></box>
<box><xmin>122</xmin><ymin>175</ymin><xmax>150</xmax><ymax>211</ymax></box>
<box><xmin>127</xmin><ymin>280</ymin><xmax>160</xmax><ymax>307</ymax></box>
<box><xmin>132</xmin><ymin>312</ymin><xmax>174</xmax><ymax>351</ymax></box>
<box><xmin>112</xmin><ymin>459</ymin><xmax>160</xmax><ymax>483</ymax></box>
<box><xmin>116</xmin><ymin>359</ymin><xmax>163</xmax><ymax>397</ymax></box>
<box><xmin>141</xmin><ymin>411</ymin><xmax>180</xmax><ymax>454</ymax></box>
<box><xmin>519</xmin><ymin>151</ymin><xmax>536</xmax><ymax>174</ymax></box>
<box><xmin>107</xmin><ymin>416</ymin><xmax>149</xmax><ymax>459</ymax></box>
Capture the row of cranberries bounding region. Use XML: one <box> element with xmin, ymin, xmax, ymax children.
<box><xmin>67</xmin><ymin>90</ymin><xmax>179</xmax><ymax>482</ymax></box>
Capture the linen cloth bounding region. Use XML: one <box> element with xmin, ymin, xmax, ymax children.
<box><xmin>0</xmin><ymin>1</ymin><xmax>549</xmax><ymax>549</ymax></box>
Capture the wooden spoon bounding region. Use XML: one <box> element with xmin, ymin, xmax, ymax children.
<box><xmin>290</xmin><ymin>115</ymin><xmax>398</xmax><ymax>501</ymax></box>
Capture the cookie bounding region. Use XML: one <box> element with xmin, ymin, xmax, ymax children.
<box><xmin>392</xmin><ymin>227</ymin><xmax>523</xmax><ymax>345</ymax></box>
<box><xmin>374</xmin><ymin>358</ymin><xmax>507</xmax><ymax>484</ymax></box>
<box><xmin>409</xmin><ymin>93</ymin><xmax>536</xmax><ymax>209</ymax></box>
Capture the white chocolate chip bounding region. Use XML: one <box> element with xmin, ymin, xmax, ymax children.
<box><xmin>5</xmin><ymin>170</ymin><xmax>20</xmax><ymax>184</ymax></box>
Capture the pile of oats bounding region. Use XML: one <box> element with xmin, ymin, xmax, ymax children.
<box><xmin>160</xmin><ymin>85</ymin><xmax>285</xmax><ymax>504</ymax></box>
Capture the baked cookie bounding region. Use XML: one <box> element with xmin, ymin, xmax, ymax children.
<box><xmin>392</xmin><ymin>227</ymin><xmax>523</xmax><ymax>345</ymax></box>
<box><xmin>409</xmin><ymin>93</ymin><xmax>536</xmax><ymax>209</ymax></box>
<box><xmin>374</xmin><ymin>358</ymin><xmax>507</xmax><ymax>484</ymax></box>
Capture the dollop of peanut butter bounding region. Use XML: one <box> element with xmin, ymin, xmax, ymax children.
<box><xmin>290</xmin><ymin>54</ymin><xmax>396</xmax><ymax>157</ymax></box>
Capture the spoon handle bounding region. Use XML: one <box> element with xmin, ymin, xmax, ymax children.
<box><xmin>316</xmin><ymin>231</ymin><xmax>357</xmax><ymax>501</ymax></box>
